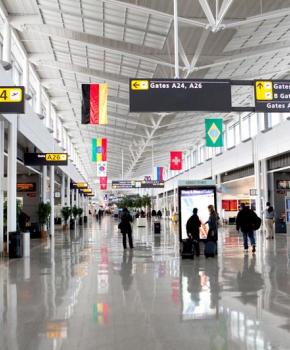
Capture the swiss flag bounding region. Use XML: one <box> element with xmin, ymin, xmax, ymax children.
<box><xmin>170</xmin><ymin>151</ymin><xmax>182</xmax><ymax>170</ymax></box>
<box><xmin>100</xmin><ymin>176</ymin><xmax>107</xmax><ymax>190</ymax></box>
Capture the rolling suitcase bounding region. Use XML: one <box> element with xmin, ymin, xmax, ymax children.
<box><xmin>204</xmin><ymin>241</ymin><xmax>217</xmax><ymax>258</ymax></box>
<box><xmin>181</xmin><ymin>239</ymin><xmax>194</xmax><ymax>259</ymax></box>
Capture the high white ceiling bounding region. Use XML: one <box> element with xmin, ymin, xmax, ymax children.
<box><xmin>3</xmin><ymin>0</ymin><xmax>290</xmax><ymax>181</ymax></box>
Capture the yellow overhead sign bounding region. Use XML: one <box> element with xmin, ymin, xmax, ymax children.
<box><xmin>131</xmin><ymin>80</ymin><xmax>149</xmax><ymax>91</ymax></box>
<box><xmin>255</xmin><ymin>81</ymin><xmax>273</xmax><ymax>101</ymax></box>
<box><xmin>45</xmin><ymin>154</ymin><xmax>68</xmax><ymax>162</ymax></box>
<box><xmin>0</xmin><ymin>87</ymin><xmax>23</xmax><ymax>103</ymax></box>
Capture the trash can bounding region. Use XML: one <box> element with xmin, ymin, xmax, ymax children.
<box><xmin>9</xmin><ymin>231</ymin><xmax>23</xmax><ymax>259</ymax></box>
<box><xmin>23</xmin><ymin>231</ymin><xmax>30</xmax><ymax>257</ymax></box>
<box><xmin>154</xmin><ymin>222</ymin><xmax>161</xmax><ymax>234</ymax></box>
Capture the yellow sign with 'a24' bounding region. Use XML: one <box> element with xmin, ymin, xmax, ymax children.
<box><xmin>0</xmin><ymin>88</ymin><xmax>23</xmax><ymax>103</ymax></box>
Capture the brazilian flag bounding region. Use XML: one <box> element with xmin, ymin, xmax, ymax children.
<box><xmin>205</xmin><ymin>119</ymin><xmax>223</xmax><ymax>147</ymax></box>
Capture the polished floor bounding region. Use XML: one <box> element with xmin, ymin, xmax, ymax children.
<box><xmin>1</xmin><ymin>216</ymin><xmax>290</xmax><ymax>350</ymax></box>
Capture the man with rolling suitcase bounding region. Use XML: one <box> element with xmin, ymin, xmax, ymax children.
<box><xmin>184</xmin><ymin>208</ymin><xmax>201</xmax><ymax>258</ymax></box>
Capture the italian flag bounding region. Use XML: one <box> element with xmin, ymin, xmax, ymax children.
<box><xmin>82</xmin><ymin>84</ymin><xmax>108</xmax><ymax>125</ymax></box>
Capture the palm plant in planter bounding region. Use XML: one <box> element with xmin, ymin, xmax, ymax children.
<box><xmin>78</xmin><ymin>208</ymin><xmax>83</xmax><ymax>225</ymax></box>
<box><xmin>38</xmin><ymin>202</ymin><xmax>51</xmax><ymax>238</ymax></box>
<box><xmin>61</xmin><ymin>207</ymin><xmax>71</xmax><ymax>230</ymax></box>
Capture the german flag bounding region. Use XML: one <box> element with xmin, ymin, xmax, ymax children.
<box><xmin>82</xmin><ymin>84</ymin><xmax>108</xmax><ymax>125</ymax></box>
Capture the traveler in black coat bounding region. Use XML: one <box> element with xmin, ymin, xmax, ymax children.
<box><xmin>119</xmin><ymin>208</ymin><xmax>134</xmax><ymax>249</ymax></box>
<box><xmin>236</xmin><ymin>204</ymin><xmax>257</xmax><ymax>254</ymax></box>
<box><xmin>186</xmin><ymin>208</ymin><xmax>201</xmax><ymax>256</ymax></box>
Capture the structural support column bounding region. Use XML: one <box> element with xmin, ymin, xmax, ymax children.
<box><xmin>71</xmin><ymin>189</ymin><xmax>75</xmax><ymax>207</ymax></box>
<box><xmin>3</xmin><ymin>21</ymin><xmax>11</xmax><ymax>64</ymax></box>
<box><xmin>61</xmin><ymin>173</ymin><xmax>65</xmax><ymax>208</ymax></box>
<box><xmin>7</xmin><ymin>118</ymin><xmax>17</xmax><ymax>242</ymax></box>
<box><xmin>42</xmin><ymin>166</ymin><xmax>47</xmax><ymax>203</ymax></box>
<box><xmin>253</xmin><ymin>138</ymin><xmax>262</xmax><ymax>216</ymax></box>
<box><xmin>260</xmin><ymin>159</ymin><xmax>268</xmax><ymax>207</ymax></box>
<box><xmin>23</xmin><ymin>57</ymin><xmax>29</xmax><ymax>96</ymax></box>
<box><xmin>66</xmin><ymin>176</ymin><xmax>71</xmax><ymax>207</ymax></box>
<box><xmin>216</xmin><ymin>174</ymin><xmax>222</xmax><ymax>219</ymax></box>
<box><xmin>36</xmin><ymin>80</ymin><xmax>42</xmax><ymax>116</ymax></box>
<box><xmin>76</xmin><ymin>189</ymin><xmax>79</xmax><ymax>208</ymax></box>
<box><xmin>0</xmin><ymin>120</ymin><xmax>4</xmax><ymax>254</ymax></box>
<box><xmin>50</xmin><ymin>166</ymin><xmax>55</xmax><ymax>237</ymax></box>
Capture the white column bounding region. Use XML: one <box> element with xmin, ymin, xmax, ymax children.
<box><xmin>71</xmin><ymin>189</ymin><xmax>75</xmax><ymax>207</ymax></box>
<box><xmin>7</xmin><ymin>119</ymin><xmax>17</xmax><ymax>239</ymax></box>
<box><xmin>216</xmin><ymin>174</ymin><xmax>222</xmax><ymax>218</ymax></box>
<box><xmin>261</xmin><ymin>159</ymin><xmax>268</xmax><ymax>207</ymax></box>
<box><xmin>173</xmin><ymin>0</ymin><xmax>179</xmax><ymax>78</ymax></box>
<box><xmin>3</xmin><ymin>21</ymin><xmax>11</xmax><ymax>64</ymax></box>
<box><xmin>46</xmin><ymin>101</ymin><xmax>51</xmax><ymax>128</ymax></box>
<box><xmin>50</xmin><ymin>166</ymin><xmax>55</xmax><ymax>237</ymax></box>
<box><xmin>36</xmin><ymin>80</ymin><xmax>42</xmax><ymax>116</ymax></box>
<box><xmin>42</xmin><ymin>166</ymin><xmax>47</xmax><ymax>203</ymax></box>
<box><xmin>61</xmin><ymin>173</ymin><xmax>65</xmax><ymax>208</ymax></box>
<box><xmin>76</xmin><ymin>189</ymin><xmax>79</xmax><ymax>208</ymax></box>
<box><xmin>66</xmin><ymin>176</ymin><xmax>71</xmax><ymax>207</ymax></box>
<box><xmin>0</xmin><ymin>120</ymin><xmax>4</xmax><ymax>253</ymax></box>
<box><xmin>22</xmin><ymin>57</ymin><xmax>29</xmax><ymax>96</ymax></box>
<box><xmin>253</xmin><ymin>139</ymin><xmax>261</xmax><ymax>216</ymax></box>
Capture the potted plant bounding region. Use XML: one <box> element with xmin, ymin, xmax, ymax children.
<box><xmin>78</xmin><ymin>208</ymin><xmax>83</xmax><ymax>225</ymax></box>
<box><xmin>61</xmin><ymin>207</ymin><xmax>71</xmax><ymax>230</ymax></box>
<box><xmin>38</xmin><ymin>202</ymin><xmax>51</xmax><ymax>239</ymax></box>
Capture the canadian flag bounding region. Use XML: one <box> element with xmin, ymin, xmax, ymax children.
<box><xmin>170</xmin><ymin>151</ymin><xmax>182</xmax><ymax>171</ymax></box>
<box><xmin>100</xmin><ymin>176</ymin><xmax>107</xmax><ymax>190</ymax></box>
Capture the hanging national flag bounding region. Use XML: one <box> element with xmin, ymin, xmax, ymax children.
<box><xmin>100</xmin><ymin>176</ymin><xmax>107</xmax><ymax>190</ymax></box>
<box><xmin>154</xmin><ymin>167</ymin><xmax>164</xmax><ymax>181</ymax></box>
<box><xmin>82</xmin><ymin>83</ymin><xmax>108</xmax><ymax>125</ymax></box>
<box><xmin>97</xmin><ymin>161</ymin><xmax>107</xmax><ymax>177</ymax></box>
<box><xmin>92</xmin><ymin>138</ymin><xmax>107</xmax><ymax>162</ymax></box>
<box><xmin>170</xmin><ymin>151</ymin><xmax>182</xmax><ymax>171</ymax></box>
<box><xmin>205</xmin><ymin>118</ymin><xmax>223</xmax><ymax>147</ymax></box>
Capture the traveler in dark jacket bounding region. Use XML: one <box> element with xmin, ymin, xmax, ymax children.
<box><xmin>120</xmin><ymin>208</ymin><xmax>134</xmax><ymax>249</ymax></box>
<box><xmin>236</xmin><ymin>204</ymin><xmax>257</xmax><ymax>253</ymax></box>
<box><xmin>206</xmin><ymin>205</ymin><xmax>219</xmax><ymax>242</ymax></box>
<box><xmin>186</xmin><ymin>208</ymin><xmax>201</xmax><ymax>256</ymax></box>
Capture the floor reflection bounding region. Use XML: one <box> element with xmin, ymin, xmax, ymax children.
<box><xmin>1</xmin><ymin>216</ymin><xmax>290</xmax><ymax>349</ymax></box>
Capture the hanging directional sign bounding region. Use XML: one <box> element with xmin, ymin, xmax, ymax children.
<box><xmin>255</xmin><ymin>80</ymin><xmax>290</xmax><ymax>112</ymax></box>
<box><xmin>71</xmin><ymin>182</ymin><xmax>88</xmax><ymax>189</ymax></box>
<box><xmin>24</xmin><ymin>153</ymin><xmax>68</xmax><ymax>166</ymax></box>
<box><xmin>129</xmin><ymin>79</ymin><xmax>232</xmax><ymax>113</ymax></box>
<box><xmin>0</xmin><ymin>86</ymin><xmax>25</xmax><ymax>114</ymax></box>
<box><xmin>112</xmin><ymin>180</ymin><xmax>164</xmax><ymax>189</ymax></box>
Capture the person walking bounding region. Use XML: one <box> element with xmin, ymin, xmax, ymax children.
<box><xmin>236</xmin><ymin>204</ymin><xmax>258</xmax><ymax>254</ymax></box>
<box><xmin>206</xmin><ymin>205</ymin><xmax>219</xmax><ymax>242</ymax></box>
<box><xmin>186</xmin><ymin>208</ymin><xmax>201</xmax><ymax>256</ymax></box>
<box><xmin>119</xmin><ymin>208</ymin><xmax>134</xmax><ymax>250</ymax></box>
<box><xmin>264</xmin><ymin>202</ymin><xmax>275</xmax><ymax>239</ymax></box>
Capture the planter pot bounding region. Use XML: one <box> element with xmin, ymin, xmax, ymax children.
<box><xmin>41</xmin><ymin>230</ymin><xmax>48</xmax><ymax>239</ymax></box>
<box><xmin>70</xmin><ymin>219</ymin><xmax>75</xmax><ymax>230</ymax></box>
<box><xmin>79</xmin><ymin>217</ymin><xmax>83</xmax><ymax>225</ymax></box>
<box><xmin>84</xmin><ymin>216</ymin><xmax>88</xmax><ymax>224</ymax></box>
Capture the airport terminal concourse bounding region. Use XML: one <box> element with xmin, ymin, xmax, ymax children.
<box><xmin>2</xmin><ymin>1</ymin><xmax>290</xmax><ymax>349</ymax></box>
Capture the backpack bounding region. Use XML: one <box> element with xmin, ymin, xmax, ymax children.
<box><xmin>252</xmin><ymin>213</ymin><xmax>262</xmax><ymax>231</ymax></box>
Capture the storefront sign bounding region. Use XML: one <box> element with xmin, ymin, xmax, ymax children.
<box><xmin>255</xmin><ymin>80</ymin><xmax>290</xmax><ymax>112</ymax></box>
<box><xmin>0</xmin><ymin>86</ymin><xmax>25</xmax><ymax>114</ymax></box>
<box><xmin>24</xmin><ymin>153</ymin><xmax>68</xmax><ymax>166</ymax></box>
<box><xmin>130</xmin><ymin>79</ymin><xmax>232</xmax><ymax>113</ymax></box>
<box><xmin>17</xmin><ymin>183</ymin><xmax>36</xmax><ymax>192</ymax></box>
